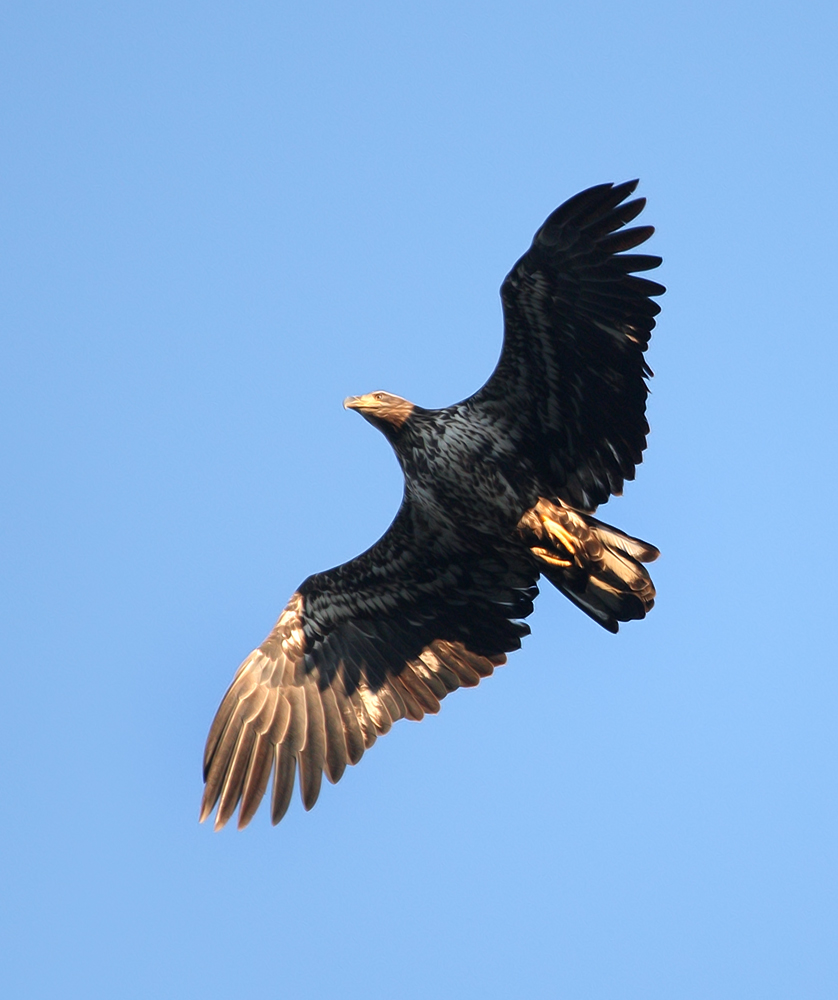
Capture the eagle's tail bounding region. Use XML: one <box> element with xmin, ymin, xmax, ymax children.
<box><xmin>518</xmin><ymin>498</ymin><xmax>658</xmax><ymax>633</ymax></box>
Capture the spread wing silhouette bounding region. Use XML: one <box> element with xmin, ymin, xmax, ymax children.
<box><xmin>200</xmin><ymin>181</ymin><xmax>663</xmax><ymax>829</ymax></box>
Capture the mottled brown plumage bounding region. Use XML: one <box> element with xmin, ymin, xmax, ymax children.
<box><xmin>201</xmin><ymin>181</ymin><xmax>663</xmax><ymax>829</ymax></box>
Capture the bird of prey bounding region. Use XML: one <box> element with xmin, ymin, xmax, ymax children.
<box><xmin>200</xmin><ymin>180</ymin><xmax>664</xmax><ymax>830</ymax></box>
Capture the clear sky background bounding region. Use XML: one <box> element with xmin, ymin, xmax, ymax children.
<box><xmin>2</xmin><ymin>2</ymin><xmax>837</xmax><ymax>998</ymax></box>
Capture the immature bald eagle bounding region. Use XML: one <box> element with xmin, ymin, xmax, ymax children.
<box><xmin>201</xmin><ymin>180</ymin><xmax>664</xmax><ymax>830</ymax></box>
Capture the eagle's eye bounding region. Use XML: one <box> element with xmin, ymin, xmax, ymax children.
<box><xmin>373</xmin><ymin>393</ymin><xmax>385</xmax><ymax>402</ymax></box>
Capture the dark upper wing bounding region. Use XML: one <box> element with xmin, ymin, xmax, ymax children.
<box><xmin>469</xmin><ymin>180</ymin><xmax>664</xmax><ymax>511</ymax></box>
<box><xmin>200</xmin><ymin>502</ymin><xmax>537</xmax><ymax>830</ymax></box>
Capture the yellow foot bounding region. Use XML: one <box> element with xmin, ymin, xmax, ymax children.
<box><xmin>530</xmin><ymin>546</ymin><xmax>572</xmax><ymax>568</ymax></box>
<box><xmin>542</xmin><ymin>516</ymin><xmax>579</xmax><ymax>555</ymax></box>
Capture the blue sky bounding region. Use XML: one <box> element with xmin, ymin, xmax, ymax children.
<box><xmin>2</xmin><ymin>2</ymin><xmax>837</xmax><ymax>997</ymax></box>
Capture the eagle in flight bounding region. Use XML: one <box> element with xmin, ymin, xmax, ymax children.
<box><xmin>200</xmin><ymin>180</ymin><xmax>664</xmax><ymax>830</ymax></box>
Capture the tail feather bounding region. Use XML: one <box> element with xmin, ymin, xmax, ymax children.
<box><xmin>518</xmin><ymin>498</ymin><xmax>658</xmax><ymax>633</ymax></box>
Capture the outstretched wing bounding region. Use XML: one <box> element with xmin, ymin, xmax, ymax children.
<box><xmin>469</xmin><ymin>180</ymin><xmax>664</xmax><ymax>511</ymax></box>
<box><xmin>200</xmin><ymin>503</ymin><xmax>537</xmax><ymax>830</ymax></box>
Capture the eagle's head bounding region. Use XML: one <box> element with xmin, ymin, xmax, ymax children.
<box><xmin>344</xmin><ymin>391</ymin><xmax>415</xmax><ymax>438</ymax></box>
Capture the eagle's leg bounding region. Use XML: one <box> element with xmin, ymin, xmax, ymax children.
<box><xmin>517</xmin><ymin>498</ymin><xmax>659</xmax><ymax>633</ymax></box>
<box><xmin>518</xmin><ymin>499</ymin><xmax>585</xmax><ymax>565</ymax></box>
<box><xmin>540</xmin><ymin>516</ymin><xmax>581</xmax><ymax>557</ymax></box>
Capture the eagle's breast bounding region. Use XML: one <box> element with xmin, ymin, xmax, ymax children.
<box><xmin>397</xmin><ymin>406</ymin><xmax>535</xmax><ymax>534</ymax></box>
